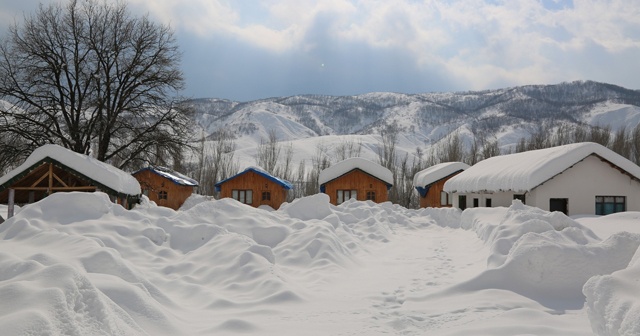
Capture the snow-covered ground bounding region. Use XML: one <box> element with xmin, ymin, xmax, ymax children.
<box><xmin>1</xmin><ymin>193</ymin><xmax>639</xmax><ymax>335</ymax></box>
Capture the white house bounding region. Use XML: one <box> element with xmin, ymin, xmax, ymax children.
<box><xmin>443</xmin><ymin>142</ymin><xmax>640</xmax><ymax>216</ymax></box>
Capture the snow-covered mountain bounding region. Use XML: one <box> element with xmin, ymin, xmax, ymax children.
<box><xmin>186</xmin><ymin>80</ymin><xmax>640</xmax><ymax>168</ymax></box>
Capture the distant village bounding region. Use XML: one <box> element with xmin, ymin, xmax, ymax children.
<box><xmin>2</xmin><ymin>140</ymin><xmax>639</xmax><ymax>222</ymax></box>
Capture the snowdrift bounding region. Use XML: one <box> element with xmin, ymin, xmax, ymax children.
<box><xmin>0</xmin><ymin>193</ymin><xmax>639</xmax><ymax>335</ymax></box>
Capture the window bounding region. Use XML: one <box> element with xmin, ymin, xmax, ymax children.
<box><xmin>514</xmin><ymin>194</ymin><xmax>526</xmax><ymax>204</ymax></box>
<box><xmin>366</xmin><ymin>191</ymin><xmax>376</xmax><ymax>201</ymax></box>
<box><xmin>337</xmin><ymin>189</ymin><xmax>357</xmax><ymax>204</ymax></box>
<box><xmin>158</xmin><ymin>191</ymin><xmax>167</xmax><ymax>200</ymax></box>
<box><xmin>458</xmin><ymin>195</ymin><xmax>467</xmax><ymax>210</ymax></box>
<box><xmin>473</xmin><ymin>198</ymin><xmax>479</xmax><ymax>207</ymax></box>
<box><xmin>550</xmin><ymin>198</ymin><xmax>568</xmax><ymax>215</ymax></box>
<box><xmin>486</xmin><ymin>198</ymin><xmax>492</xmax><ymax>207</ymax></box>
<box><xmin>596</xmin><ymin>196</ymin><xmax>626</xmax><ymax>215</ymax></box>
<box><xmin>262</xmin><ymin>191</ymin><xmax>271</xmax><ymax>201</ymax></box>
<box><xmin>232</xmin><ymin>189</ymin><xmax>253</xmax><ymax>204</ymax></box>
<box><xmin>440</xmin><ymin>191</ymin><xmax>448</xmax><ymax>206</ymax></box>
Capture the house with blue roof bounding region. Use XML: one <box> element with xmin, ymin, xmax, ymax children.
<box><xmin>215</xmin><ymin>167</ymin><xmax>292</xmax><ymax>210</ymax></box>
<box><xmin>133</xmin><ymin>166</ymin><xmax>198</xmax><ymax>210</ymax></box>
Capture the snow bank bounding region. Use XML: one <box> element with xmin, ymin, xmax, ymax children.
<box><xmin>2</xmin><ymin>191</ymin><xmax>640</xmax><ymax>335</ymax></box>
<box><xmin>584</xmin><ymin>239</ymin><xmax>640</xmax><ymax>336</ymax></box>
<box><xmin>451</xmin><ymin>201</ymin><xmax>640</xmax><ymax>308</ymax></box>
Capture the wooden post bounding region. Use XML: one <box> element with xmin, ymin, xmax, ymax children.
<box><xmin>48</xmin><ymin>163</ymin><xmax>53</xmax><ymax>195</ymax></box>
<box><xmin>28</xmin><ymin>191</ymin><xmax>35</xmax><ymax>203</ymax></box>
<box><xmin>7</xmin><ymin>188</ymin><xmax>15</xmax><ymax>218</ymax></box>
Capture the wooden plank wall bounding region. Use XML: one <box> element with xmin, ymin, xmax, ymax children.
<box><xmin>322</xmin><ymin>169</ymin><xmax>388</xmax><ymax>205</ymax></box>
<box><xmin>419</xmin><ymin>174</ymin><xmax>460</xmax><ymax>208</ymax></box>
<box><xmin>217</xmin><ymin>171</ymin><xmax>288</xmax><ymax>209</ymax></box>
<box><xmin>134</xmin><ymin>170</ymin><xmax>194</xmax><ymax>210</ymax></box>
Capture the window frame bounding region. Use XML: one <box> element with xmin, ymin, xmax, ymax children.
<box><xmin>337</xmin><ymin>189</ymin><xmax>357</xmax><ymax>204</ymax></box>
<box><xmin>440</xmin><ymin>191</ymin><xmax>448</xmax><ymax>206</ymax></box>
<box><xmin>595</xmin><ymin>195</ymin><xmax>626</xmax><ymax>215</ymax></box>
<box><xmin>158</xmin><ymin>190</ymin><xmax>167</xmax><ymax>200</ymax></box>
<box><xmin>366</xmin><ymin>191</ymin><xmax>376</xmax><ymax>201</ymax></box>
<box><xmin>232</xmin><ymin>189</ymin><xmax>253</xmax><ymax>205</ymax></box>
<box><xmin>262</xmin><ymin>191</ymin><xmax>271</xmax><ymax>201</ymax></box>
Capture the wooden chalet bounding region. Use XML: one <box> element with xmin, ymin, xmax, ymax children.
<box><xmin>0</xmin><ymin>145</ymin><xmax>141</xmax><ymax>218</ymax></box>
<box><xmin>214</xmin><ymin>167</ymin><xmax>293</xmax><ymax>210</ymax></box>
<box><xmin>319</xmin><ymin>158</ymin><xmax>393</xmax><ymax>205</ymax></box>
<box><xmin>413</xmin><ymin>162</ymin><xmax>469</xmax><ymax>208</ymax></box>
<box><xmin>133</xmin><ymin>166</ymin><xmax>198</xmax><ymax>210</ymax></box>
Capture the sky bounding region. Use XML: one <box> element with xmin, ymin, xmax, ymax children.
<box><xmin>1</xmin><ymin>0</ymin><xmax>640</xmax><ymax>102</ymax></box>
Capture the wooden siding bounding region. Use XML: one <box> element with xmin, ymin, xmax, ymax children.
<box><xmin>217</xmin><ymin>170</ymin><xmax>288</xmax><ymax>209</ymax></box>
<box><xmin>419</xmin><ymin>173</ymin><xmax>461</xmax><ymax>208</ymax></box>
<box><xmin>133</xmin><ymin>170</ymin><xmax>194</xmax><ymax>210</ymax></box>
<box><xmin>322</xmin><ymin>169</ymin><xmax>388</xmax><ymax>205</ymax></box>
<box><xmin>420</xmin><ymin>178</ymin><xmax>450</xmax><ymax>208</ymax></box>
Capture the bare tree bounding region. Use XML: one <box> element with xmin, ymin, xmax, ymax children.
<box><xmin>573</xmin><ymin>124</ymin><xmax>589</xmax><ymax>143</ymax></box>
<box><xmin>632</xmin><ymin>124</ymin><xmax>640</xmax><ymax>165</ymax></box>
<box><xmin>0</xmin><ymin>0</ymin><xmax>192</xmax><ymax>169</ymax></box>
<box><xmin>275</xmin><ymin>142</ymin><xmax>294</xmax><ymax>184</ymax></box>
<box><xmin>438</xmin><ymin>132</ymin><xmax>465</xmax><ymax>163</ymax></box>
<box><xmin>377</xmin><ymin>126</ymin><xmax>398</xmax><ymax>171</ymax></box>
<box><xmin>589</xmin><ymin>125</ymin><xmax>611</xmax><ymax>147</ymax></box>
<box><xmin>481</xmin><ymin>139</ymin><xmax>501</xmax><ymax>160</ymax></box>
<box><xmin>306</xmin><ymin>142</ymin><xmax>331</xmax><ymax>196</ymax></box>
<box><xmin>610</xmin><ymin>126</ymin><xmax>631</xmax><ymax>159</ymax></box>
<box><xmin>333</xmin><ymin>138</ymin><xmax>362</xmax><ymax>161</ymax></box>
<box><xmin>196</xmin><ymin>130</ymin><xmax>238</xmax><ymax>195</ymax></box>
<box><xmin>256</xmin><ymin>129</ymin><xmax>281</xmax><ymax>174</ymax></box>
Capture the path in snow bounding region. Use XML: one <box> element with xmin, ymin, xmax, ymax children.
<box><xmin>259</xmin><ymin>226</ymin><xmax>488</xmax><ymax>335</ymax></box>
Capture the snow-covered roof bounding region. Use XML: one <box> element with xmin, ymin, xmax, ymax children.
<box><xmin>134</xmin><ymin>166</ymin><xmax>198</xmax><ymax>186</ymax></box>
<box><xmin>413</xmin><ymin>162</ymin><xmax>470</xmax><ymax>188</ymax></box>
<box><xmin>0</xmin><ymin>144</ymin><xmax>141</xmax><ymax>196</ymax></box>
<box><xmin>214</xmin><ymin>166</ymin><xmax>293</xmax><ymax>191</ymax></box>
<box><xmin>444</xmin><ymin>142</ymin><xmax>640</xmax><ymax>193</ymax></box>
<box><xmin>319</xmin><ymin>157</ymin><xmax>393</xmax><ymax>186</ymax></box>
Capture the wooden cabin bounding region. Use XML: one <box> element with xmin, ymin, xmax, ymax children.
<box><xmin>319</xmin><ymin>158</ymin><xmax>393</xmax><ymax>205</ymax></box>
<box><xmin>133</xmin><ymin>166</ymin><xmax>198</xmax><ymax>210</ymax></box>
<box><xmin>413</xmin><ymin>162</ymin><xmax>469</xmax><ymax>208</ymax></box>
<box><xmin>214</xmin><ymin>167</ymin><xmax>292</xmax><ymax>210</ymax></box>
<box><xmin>0</xmin><ymin>144</ymin><xmax>141</xmax><ymax>218</ymax></box>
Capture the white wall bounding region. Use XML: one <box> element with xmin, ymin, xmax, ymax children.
<box><xmin>528</xmin><ymin>155</ymin><xmax>640</xmax><ymax>215</ymax></box>
<box><xmin>450</xmin><ymin>191</ymin><xmax>515</xmax><ymax>209</ymax></box>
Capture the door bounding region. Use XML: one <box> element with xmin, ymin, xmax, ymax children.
<box><xmin>458</xmin><ymin>195</ymin><xmax>467</xmax><ymax>210</ymax></box>
<box><xmin>549</xmin><ymin>198</ymin><xmax>568</xmax><ymax>215</ymax></box>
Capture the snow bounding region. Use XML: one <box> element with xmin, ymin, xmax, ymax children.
<box><xmin>318</xmin><ymin>157</ymin><xmax>393</xmax><ymax>186</ymax></box>
<box><xmin>1</xmin><ymin>192</ymin><xmax>640</xmax><ymax>335</ymax></box>
<box><xmin>444</xmin><ymin>142</ymin><xmax>640</xmax><ymax>193</ymax></box>
<box><xmin>136</xmin><ymin>166</ymin><xmax>198</xmax><ymax>186</ymax></box>
<box><xmin>0</xmin><ymin>144</ymin><xmax>141</xmax><ymax>195</ymax></box>
<box><xmin>413</xmin><ymin>162</ymin><xmax>470</xmax><ymax>188</ymax></box>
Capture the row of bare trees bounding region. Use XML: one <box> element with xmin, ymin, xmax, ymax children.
<box><xmin>514</xmin><ymin>123</ymin><xmax>640</xmax><ymax>165</ymax></box>
<box><xmin>189</xmin><ymin>120</ymin><xmax>640</xmax><ymax>209</ymax></box>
